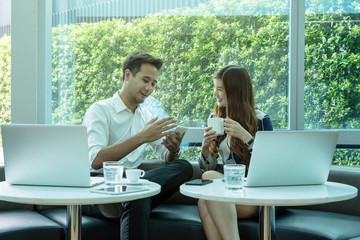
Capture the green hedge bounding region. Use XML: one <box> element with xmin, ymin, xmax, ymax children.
<box><xmin>0</xmin><ymin>35</ymin><xmax>11</xmax><ymax>125</ymax></box>
<box><xmin>51</xmin><ymin>13</ymin><xmax>359</xmax><ymax>129</ymax></box>
<box><xmin>51</xmin><ymin>15</ymin><xmax>290</xmax><ymax>127</ymax></box>
<box><xmin>0</xmin><ymin>35</ymin><xmax>11</xmax><ymax>145</ymax></box>
<box><xmin>51</xmin><ymin>13</ymin><xmax>359</xmax><ymax>164</ymax></box>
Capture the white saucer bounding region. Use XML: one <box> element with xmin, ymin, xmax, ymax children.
<box><xmin>120</xmin><ymin>179</ymin><xmax>149</xmax><ymax>185</ymax></box>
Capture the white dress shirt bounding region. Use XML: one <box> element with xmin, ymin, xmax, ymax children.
<box><xmin>83</xmin><ymin>92</ymin><xmax>167</xmax><ymax>171</ymax></box>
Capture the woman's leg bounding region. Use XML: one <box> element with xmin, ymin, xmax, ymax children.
<box><xmin>203</xmin><ymin>200</ymin><xmax>241</xmax><ymax>240</ymax></box>
<box><xmin>201</xmin><ymin>170</ymin><xmax>223</xmax><ymax>181</ymax></box>
<box><xmin>198</xmin><ymin>199</ymin><xmax>223</xmax><ymax>240</ymax></box>
<box><xmin>199</xmin><ymin>199</ymin><xmax>258</xmax><ymax>240</ymax></box>
<box><xmin>198</xmin><ymin>170</ymin><xmax>240</xmax><ymax>240</ymax></box>
<box><xmin>198</xmin><ymin>170</ymin><xmax>259</xmax><ymax>240</ymax></box>
<box><xmin>235</xmin><ymin>204</ymin><xmax>258</xmax><ymax>219</ymax></box>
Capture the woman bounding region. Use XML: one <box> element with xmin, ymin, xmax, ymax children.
<box><xmin>198</xmin><ymin>65</ymin><xmax>273</xmax><ymax>240</ymax></box>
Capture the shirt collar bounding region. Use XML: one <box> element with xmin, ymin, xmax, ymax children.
<box><xmin>112</xmin><ymin>92</ymin><xmax>144</xmax><ymax>114</ymax></box>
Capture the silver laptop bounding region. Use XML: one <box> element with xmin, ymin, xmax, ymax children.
<box><xmin>245</xmin><ymin>130</ymin><xmax>339</xmax><ymax>187</ymax></box>
<box><xmin>1</xmin><ymin>124</ymin><xmax>103</xmax><ymax>187</ymax></box>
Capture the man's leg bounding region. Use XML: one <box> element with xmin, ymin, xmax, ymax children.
<box><xmin>144</xmin><ymin>159</ymin><xmax>193</xmax><ymax>208</ymax></box>
<box><xmin>119</xmin><ymin>159</ymin><xmax>193</xmax><ymax>240</ymax></box>
<box><xmin>100</xmin><ymin>159</ymin><xmax>193</xmax><ymax>240</ymax></box>
<box><xmin>120</xmin><ymin>198</ymin><xmax>152</xmax><ymax>240</ymax></box>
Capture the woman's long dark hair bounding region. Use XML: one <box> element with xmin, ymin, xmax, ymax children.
<box><xmin>209</xmin><ymin>65</ymin><xmax>258</xmax><ymax>166</ymax></box>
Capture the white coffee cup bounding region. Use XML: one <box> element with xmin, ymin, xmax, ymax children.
<box><xmin>125</xmin><ymin>169</ymin><xmax>145</xmax><ymax>183</ymax></box>
<box><xmin>208</xmin><ymin>117</ymin><xmax>224</xmax><ymax>135</ymax></box>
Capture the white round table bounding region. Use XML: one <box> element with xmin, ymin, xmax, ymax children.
<box><xmin>180</xmin><ymin>179</ymin><xmax>358</xmax><ymax>240</ymax></box>
<box><xmin>0</xmin><ymin>181</ymin><xmax>161</xmax><ymax>240</ymax></box>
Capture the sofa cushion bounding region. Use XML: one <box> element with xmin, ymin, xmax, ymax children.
<box><xmin>150</xmin><ymin>204</ymin><xmax>206</xmax><ymax>240</ymax></box>
<box><xmin>40</xmin><ymin>207</ymin><xmax>119</xmax><ymax>240</ymax></box>
<box><xmin>150</xmin><ymin>204</ymin><xmax>260</xmax><ymax>240</ymax></box>
<box><xmin>276</xmin><ymin>209</ymin><xmax>360</xmax><ymax>240</ymax></box>
<box><xmin>150</xmin><ymin>204</ymin><xmax>360</xmax><ymax>240</ymax></box>
<box><xmin>0</xmin><ymin>209</ymin><xmax>63</xmax><ymax>240</ymax></box>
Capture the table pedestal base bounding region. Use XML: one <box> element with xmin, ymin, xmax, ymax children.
<box><xmin>259</xmin><ymin>206</ymin><xmax>275</xmax><ymax>240</ymax></box>
<box><xmin>66</xmin><ymin>205</ymin><xmax>82</xmax><ymax>240</ymax></box>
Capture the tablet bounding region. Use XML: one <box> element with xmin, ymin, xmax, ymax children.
<box><xmin>90</xmin><ymin>185</ymin><xmax>148</xmax><ymax>195</ymax></box>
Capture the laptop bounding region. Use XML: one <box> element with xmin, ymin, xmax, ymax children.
<box><xmin>1</xmin><ymin>124</ymin><xmax>103</xmax><ymax>187</ymax></box>
<box><xmin>245</xmin><ymin>130</ymin><xmax>339</xmax><ymax>187</ymax></box>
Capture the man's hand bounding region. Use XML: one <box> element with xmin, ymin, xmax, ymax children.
<box><xmin>140</xmin><ymin>116</ymin><xmax>177</xmax><ymax>143</ymax></box>
<box><xmin>163</xmin><ymin>130</ymin><xmax>185</xmax><ymax>153</ymax></box>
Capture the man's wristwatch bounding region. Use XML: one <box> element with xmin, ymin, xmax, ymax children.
<box><xmin>244</xmin><ymin>137</ymin><xmax>255</xmax><ymax>149</ymax></box>
<box><xmin>170</xmin><ymin>149</ymin><xmax>181</xmax><ymax>156</ymax></box>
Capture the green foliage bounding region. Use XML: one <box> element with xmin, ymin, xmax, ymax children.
<box><xmin>52</xmin><ymin>12</ymin><xmax>360</xmax><ymax>130</ymax></box>
<box><xmin>304</xmin><ymin>14</ymin><xmax>360</xmax><ymax>128</ymax></box>
<box><xmin>0</xmin><ymin>35</ymin><xmax>11</xmax><ymax>145</ymax></box>
<box><xmin>51</xmin><ymin>15</ymin><xmax>290</xmax><ymax>127</ymax></box>
<box><xmin>0</xmin><ymin>35</ymin><xmax>11</xmax><ymax>130</ymax></box>
<box><xmin>333</xmin><ymin>149</ymin><xmax>360</xmax><ymax>166</ymax></box>
<box><xmin>1</xmin><ymin>6</ymin><xmax>359</xmax><ymax>164</ymax></box>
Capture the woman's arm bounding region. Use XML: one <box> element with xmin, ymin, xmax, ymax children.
<box><xmin>199</xmin><ymin>126</ymin><xmax>219</xmax><ymax>171</ymax></box>
<box><xmin>223</xmin><ymin>117</ymin><xmax>254</xmax><ymax>148</ymax></box>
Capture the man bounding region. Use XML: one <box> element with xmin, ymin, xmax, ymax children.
<box><xmin>83</xmin><ymin>52</ymin><xmax>193</xmax><ymax>239</ymax></box>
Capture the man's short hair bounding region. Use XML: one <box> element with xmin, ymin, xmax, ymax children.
<box><xmin>122</xmin><ymin>52</ymin><xmax>163</xmax><ymax>80</ymax></box>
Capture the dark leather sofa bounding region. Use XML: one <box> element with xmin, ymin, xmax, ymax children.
<box><xmin>0</xmin><ymin>161</ymin><xmax>360</xmax><ymax>240</ymax></box>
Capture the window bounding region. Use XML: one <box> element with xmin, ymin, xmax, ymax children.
<box><xmin>0</xmin><ymin>0</ymin><xmax>11</xmax><ymax>164</ymax></box>
<box><xmin>9</xmin><ymin>0</ymin><xmax>360</xmax><ymax>166</ymax></box>
<box><xmin>304</xmin><ymin>0</ymin><xmax>360</xmax><ymax>130</ymax></box>
<box><xmin>51</xmin><ymin>0</ymin><xmax>290</xmax><ymax>128</ymax></box>
<box><xmin>51</xmin><ymin>0</ymin><xmax>290</xmax><ymax>160</ymax></box>
<box><xmin>304</xmin><ymin>0</ymin><xmax>360</xmax><ymax>164</ymax></box>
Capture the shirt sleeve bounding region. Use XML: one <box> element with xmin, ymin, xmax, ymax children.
<box><xmin>258</xmin><ymin>115</ymin><xmax>273</xmax><ymax>131</ymax></box>
<box><xmin>149</xmin><ymin>138</ymin><xmax>168</xmax><ymax>161</ymax></box>
<box><xmin>82</xmin><ymin>103</ymin><xmax>110</xmax><ymax>166</ymax></box>
<box><xmin>198</xmin><ymin>151</ymin><xmax>218</xmax><ymax>172</ymax></box>
<box><xmin>262</xmin><ymin>116</ymin><xmax>273</xmax><ymax>131</ymax></box>
<box><xmin>256</xmin><ymin>109</ymin><xmax>274</xmax><ymax>131</ymax></box>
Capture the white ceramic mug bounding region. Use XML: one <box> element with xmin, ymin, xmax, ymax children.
<box><xmin>125</xmin><ymin>169</ymin><xmax>145</xmax><ymax>183</ymax></box>
<box><xmin>208</xmin><ymin>117</ymin><xmax>224</xmax><ymax>135</ymax></box>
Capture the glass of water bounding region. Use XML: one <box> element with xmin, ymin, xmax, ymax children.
<box><xmin>224</xmin><ymin>164</ymin><xmax>246</xmax><ymax>191</ymax></box>
<box><xmin>103</xmin><ymin>161</ymin><xmax>124</xmax><ymax>185</ymax></box>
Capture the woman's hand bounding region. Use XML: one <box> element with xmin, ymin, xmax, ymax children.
<box><xmin>202</xmin><ymin>127</ymin><xmax>218</xmax><ymax>148</ymax></box>
<box><xmin>224</xmin><ymin>117</ymin><xmax>252</xmax><ymax>142</ymax></box>
<box><xmin>201</xmin><ymin>126</ymin><xmax>218</xmax><ymax>158</ymax></box>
